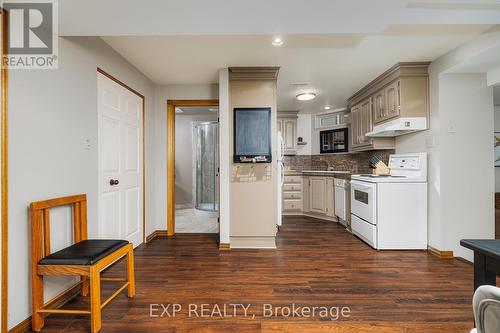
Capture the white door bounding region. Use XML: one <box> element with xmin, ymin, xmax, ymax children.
<box><xmin>97</xmin><ymin>73</ymin><xmax>143</xmax><ymax>247</ymax></box>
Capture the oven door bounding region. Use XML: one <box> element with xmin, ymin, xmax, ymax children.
<box><xmin>350</xmin><ymin>180</ymin><xmax>377</xmax><ymax>225</ymax></box>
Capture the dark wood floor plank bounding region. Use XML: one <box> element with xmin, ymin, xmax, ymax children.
<box><xmin>24</xmin><ymin>216</ymin><xmax>475</xmax><ymax>332</ymax></box>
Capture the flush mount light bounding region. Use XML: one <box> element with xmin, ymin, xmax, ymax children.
<box><xmin>272</xmin><ymin>37</ymin><xmax>284</xmax><ymax>46</ymax></box>
<box><xmin>324</xmin><ymin>106</ymin><xmax>331</xmax><ymax>110</ymax></box>
<box><xmin>296</xmin><ymin>92</ymin><xmax>316</xmax><ymax>101</ymax></box>
<box><xmin>175</xmin><ymin>107</ymin><xmax>184</xmax><ymax>114</ymax></box>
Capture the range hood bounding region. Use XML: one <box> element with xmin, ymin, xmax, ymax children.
<box><xmin>366</xmin><ymin>117</ymin><xmax>427</xmax><ymax>137</ymax></box>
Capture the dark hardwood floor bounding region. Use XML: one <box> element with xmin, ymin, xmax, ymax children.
<box><xmin>29</xmin><ymin>216</ymin><xmax>475</xmax><ymax>332</ymax></box>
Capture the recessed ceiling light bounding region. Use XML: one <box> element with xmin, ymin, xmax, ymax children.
<box><xmin>175</xmin><ymin>107</ymin><xmax>184</xmax><ymax>114</ymax></box>
<box><xmin>296</xmin><ymin>92</ymin><xmax>316</xmax><ymax>101</ymax></box>
<box><xmin>324</xmin><ymin>106</ymin><xmax>331</xmax><ymax>110</ymax></box>
<box><xmin>272</xmin><ymin>37</ymin><xmax>284</xmax><ymax>46</ymax></box>
<box><xmin>208</xmin><ymin>108</ymin><xmax>218</xmax><ymax>112</ymax></box>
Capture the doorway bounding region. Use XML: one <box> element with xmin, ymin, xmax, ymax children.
<box><xmin>167</xmin><ymin>100</ymin><xmax>219</xmax><ymax>236</ymax></box>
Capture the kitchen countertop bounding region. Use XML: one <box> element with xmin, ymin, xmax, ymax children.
<box><xmin>284</xmin><ymin>170</ymin><xmax>351</xmax><ymax>179</ymax></box>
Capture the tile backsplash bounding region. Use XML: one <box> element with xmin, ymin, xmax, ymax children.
<box><xmin>283</xmin><ymin>150</ymin><xmax>394</xmax><ymax>174</ymax></box>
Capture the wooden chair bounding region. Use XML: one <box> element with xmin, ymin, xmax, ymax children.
<box><xmin>30</xmin><ymin>194</ymin><xmax>135</xmax><ymax>333</ymax></box>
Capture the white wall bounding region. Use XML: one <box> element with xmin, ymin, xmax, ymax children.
<box><xmin>152</xmin><ymin>84</ymin><xmax>218</xmax><ymax>233</ymax></box>
<box><xmin>8</xmin><ymin>37</ymin><xmax>155</xmax><ymax>329</ymax></box>
<box><xmin>397</xmin><ymin>53</ymin><xmax>496</xmax><ymax>260</ymax></box>
<box><xmin>296</xmin><ymin>114</ymin><xmax>312</xmax><ymax>156</ymax></box>
<box><xmin>175</xmin><ymin>114</ymin><xmax>217</xmax><ymax>206</ymax></box>
<box><xmin>439</xmin><ymin>74</ymin><xmax>494</xmax><ymax>258</ymax></box>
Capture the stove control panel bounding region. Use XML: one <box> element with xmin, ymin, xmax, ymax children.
<box><xmin>389</xmin><ymin>156</ymin><xmax>420</xmax><ymax>170</ymax></box>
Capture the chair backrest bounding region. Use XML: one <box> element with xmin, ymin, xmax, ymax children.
<box><xmin>30</xmin><ymin>194</ymin><xmax>88</xmax><ymax>262</ymax></box>
<box><xmin>473</xmin><ymin>285</ymin><xmax>500</xmax><ymax>333</ymax></box>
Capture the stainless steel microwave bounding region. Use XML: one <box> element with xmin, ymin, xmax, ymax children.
<box><xmin>320</xmin><ymin>128</ymin><xmax>348</xmax><ymax>154</ymax></box>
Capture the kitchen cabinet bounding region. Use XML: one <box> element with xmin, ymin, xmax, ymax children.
<box><xmin>282</xmin><ymin>175</ymin><xmax>302</xmax><ymax>215</ymax></box>
<box><xmin>277</xmin><ymin>111</ymin><xmax>298</xmax><ymax>155</ymax></box>
<box><xmin>373</xmin><ymin>80</ymin><xmax>401</xmax><ymax>124</ymax></box>
<box><xmin>309</xmin><ymin>177</ymin><xmax>326</xmax><ymax>214</ymax></box>
<box><xmin>325</xmin><ymin>178</ymin><xmax>335</xmax><ymax>218</ymax></box>
<box><xmin>385</xmin><ymin>80</ymin><xmax>400</xmax><ymax>120</ymax></box>
<box><xmin>303</xmin><ymin>176</ymin><xmax>310</xmax><ymax>213</ymax></box>
<box><xmin>283</xmin><ymin>174</ymin><xmax>338</xmax><ymax>222</ymax></box>
<box><xmin>373</xmin><ymin>89</ymin><xmax>386</xmax><ymax>124</ymax></box>
<box><xmin>348</xmin><ymin>62</ymin><xmax>429</xmax><ymax>151</ymax></box>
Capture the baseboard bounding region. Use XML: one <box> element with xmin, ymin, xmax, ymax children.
<box><xmin>427</xmin><ymin>245</ymin><xmax>454</xmax><ymax>259</ymax></box>
<box><xmin>302</xmin><ymin>213</ymin><xmax>338</xmax><ymax>222</ymax></box>
<box><xmin>146</xmin><ymin>230</ymin><xmax>169</xmax><ymax>243</ymax></box>
<box><xmin>9</xmin><ymin>282</ymin><xmax>82</xmax><ymax>333</ymax></box>
<box><xmin>219</xmin><ymin>243</ymin><xmax>230</xmax><ymax>250</ymax></box>
<box><xmin>230</xmin><ymin>236</ymin><xmax>276</xmax><ymax>249</ymax></box>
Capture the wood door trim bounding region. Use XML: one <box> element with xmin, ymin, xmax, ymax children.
<box><xmin>96</xmin><ymin>68</ymin><xmax>147</xmax><ymax>244</ymax></box>
<box><xmin>166</xmin><ymin>99</ymin><xmax>219</xmax><ymax>237</ymax></box>
<box><xmin>1</xmin><ymin>8</ymin><xmax>8</xmax><ymax>333</ymax></box>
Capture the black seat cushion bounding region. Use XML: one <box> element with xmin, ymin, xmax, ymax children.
<box><xmin>39</xmin><ymin>239</ymin><xmax>129</xmax><ymax>265</ymax></box>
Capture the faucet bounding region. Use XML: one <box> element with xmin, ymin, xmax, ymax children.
<box><xmin>320</xmin><ymin>158</ymin><xmax>335</xmax><ymax>171</ymax></box>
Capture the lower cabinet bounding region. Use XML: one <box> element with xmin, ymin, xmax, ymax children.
<box><xmin>282</xmin><ymin>175</ymin><xmax>303</xmax><ymax>215</ymax></box>
<box><xmin>285</xmin><ymin>175</ymin><xmax>336</xmax><ymax>222</ymax></box>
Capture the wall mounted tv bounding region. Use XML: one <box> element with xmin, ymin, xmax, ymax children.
<box><xmin>233</xmin><ymin>107</ymin><xmax>272</xmax><ymax>163</ymax></box>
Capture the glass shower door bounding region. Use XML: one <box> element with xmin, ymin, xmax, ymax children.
<box><xmin>195</xmin><ymin>122</ymin><xmax>218</xmax><ymax>212</ymax></box>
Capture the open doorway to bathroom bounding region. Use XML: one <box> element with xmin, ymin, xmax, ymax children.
<box><xmin>166</xmin><ymin>100</ymin><xmax>219</xmax><ymax>236</ymax></box>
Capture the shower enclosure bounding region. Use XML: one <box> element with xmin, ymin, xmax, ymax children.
<box><xmin>194</xmin><ymin>121</ymin><xmax>219</xmax><ymax>212</ymax></box>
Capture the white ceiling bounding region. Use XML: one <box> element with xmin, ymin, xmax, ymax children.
<box><xmin>102</xmin><ymin>25</ymin><xmax>495</xmax><ymax>113</ymax></box>
<box><xmin>57</xmin><ymin>0</ymin><xmax>500</xmax><ymax>113</ymax></box>
<box><xmin>60</xmin><ymin>0</ymin><xmax>500</xmax><ymax>36</ymax></box>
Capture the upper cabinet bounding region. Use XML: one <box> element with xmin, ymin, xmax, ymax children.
<box><xmin>348</xmin><ymin>62</ymin><xmax>430</xmax><ymax>151</ymax></box>
<box><xmin>278</xmin><ymin>111</ymin><xmax>298</xmax><ymax>155</ymax></box>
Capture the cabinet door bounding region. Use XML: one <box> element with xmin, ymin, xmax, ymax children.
<box><xmin>385</xmin><ymin>80</ymin><xmax>400</xmax><ymax>120</ymax></box>
<box><xmin>283</xmin><ymin>119</ymin><xmax>296</xmax><ymax>152</ymax></box>
<box><xmin>359</xmin><ymin>98</ymin><xmax>373</xmax><ymax>146</ymax></box>
<box><xmin>350</xmin><ymin>104</ymin><xmax>361</xmax><ymax>147</ymax></box>
<box><xmin>309</xmin><ymin>177</ymin><xmax>326</xmax><ymax>214</ymax></box>
<box><xmin>303</xmin><ymin>176</ymin><xmax>310</xmax><ymax>213</ymax></box>
<box><xmin>325</xmin><ymin>178</ymin><xmax>335</xmax><ymax>217</ymax></box>
<box><xmin>373</xmin><ymin>90</ymin><xmax>386</xmax><ymax>124</ymax></box>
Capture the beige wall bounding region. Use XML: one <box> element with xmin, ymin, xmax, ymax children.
<box><xmin>8</xmin><ymin>37</ymin><xmax>155</xmax><ymax>329</ymax></box>
<box><xmin>229</xmin><ymin>80</ymin><xmax>277</xmax><ymax>248</ymax></box>
<box><xmin>151</xmin><ymin>84</ymin><xmax>218</xmax><ymax>233</ymax></box>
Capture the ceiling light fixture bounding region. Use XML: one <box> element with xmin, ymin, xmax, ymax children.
<box><xmin>175</xmin><ymin>107</ymin><xmax>184</xmax><ymax>114</ymax></box>
<box><xmin>208</xmin><ymin>108</ymin><xmax>218</xmax><ymax>112</ymax></box>
<box><xmin>324</xmin><ymin>106</ymin><xmax>331</xmax><ymax>110</ymax></box>
<box><xmin>272</xmin><ymin>37</ymin><xmax>284</xmax><ymax>46</ymax></box>
<box><xmin>296</xmin><ymin>92</ymin><xmax>316</xmax><ymax>101</ymax></box>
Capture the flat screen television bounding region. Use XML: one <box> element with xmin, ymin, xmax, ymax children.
<box><xmin>233</xmin><ymin>107</ymin><xmax>272</xmax><ymax>163</ymax></box>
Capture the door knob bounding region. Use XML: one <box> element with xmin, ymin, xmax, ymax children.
<box><xmin>109</xmin><ymin>179</ymin><xmax>119</xmax><ymax>186</ymax></box>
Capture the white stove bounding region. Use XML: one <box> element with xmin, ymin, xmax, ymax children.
<box><xmin>350</xmin><ymin>153</ymin><xmax>428</xmax><ymax>250</ymax></box>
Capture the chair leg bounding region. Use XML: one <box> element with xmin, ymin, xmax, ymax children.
<box><xmin>31</xmin><ymin>273</ymin><xmax>44</xmax><ymax>331</ymax></box>
<box><xmin>89</xmin><ymin>267</ymin><xmax>102</xmax><ymax>333</ymax></box>
<box><xmin>81</xmin><ymin>276</ymin><xmax>89</xmax><ymax>296</ymax></box>
<box><xmin>126</xmin><ymin>244</ymin><xmax>136</xmax><ymax>298</ymax></box>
